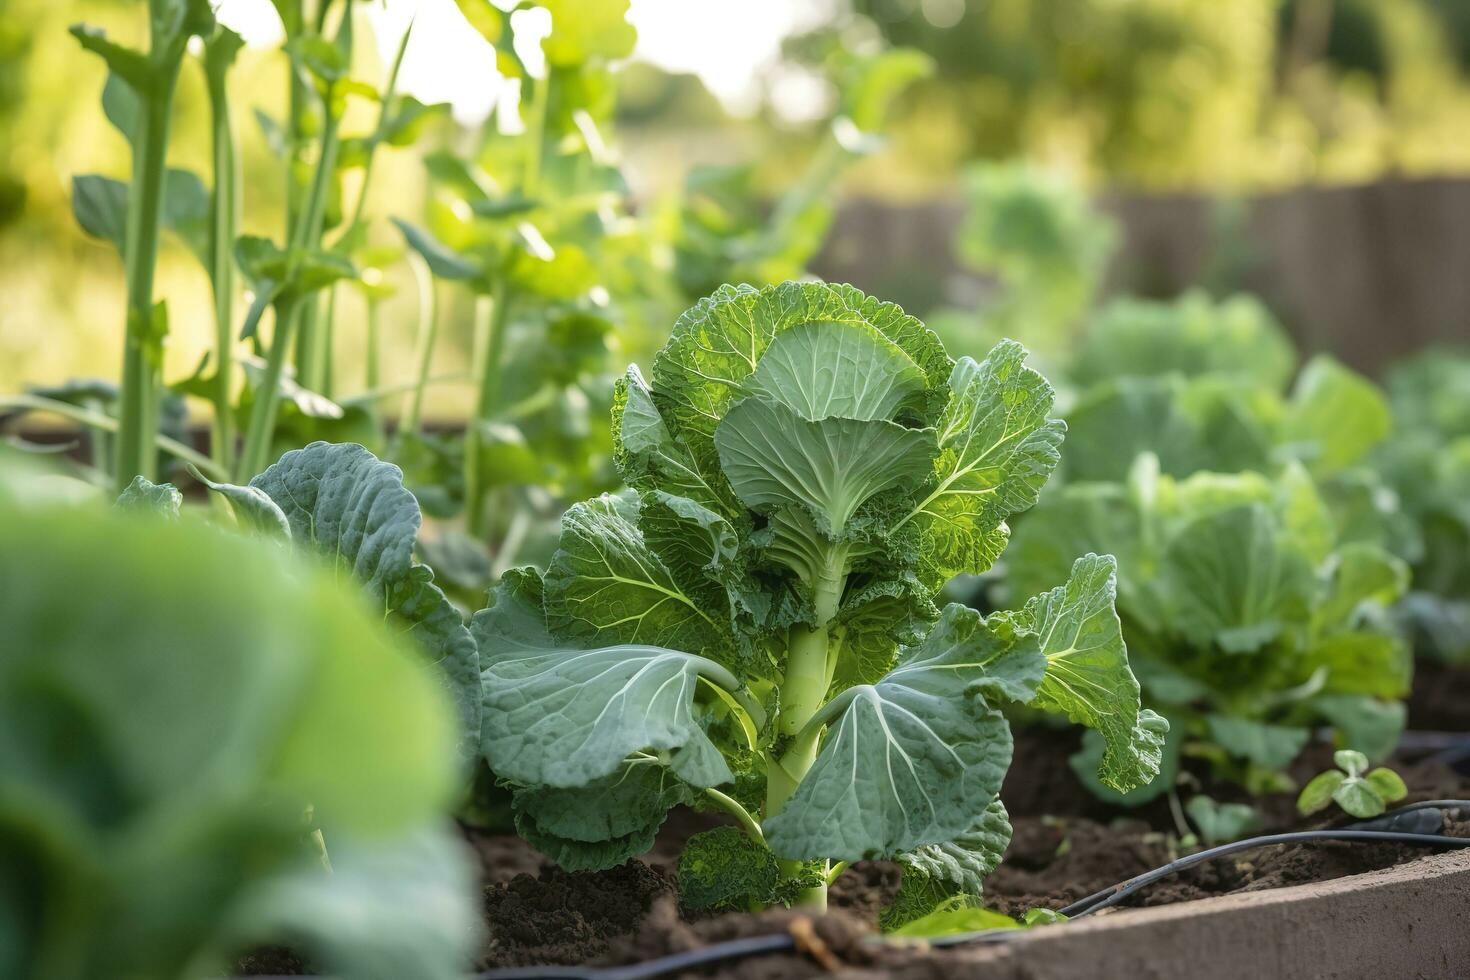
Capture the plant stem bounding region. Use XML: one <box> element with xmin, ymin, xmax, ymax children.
<box><xmin>704</xmin><ymin>788</ymin><xmax>765</xmax><ymax>845</ymax></box>
<box><xmin>766</xmin><ymin>551</ymin><xmax>848</xmax><ymax>911</ymax></box>
<box><xmin>113</xmin><ymin>71</ymin><xmax>182</xmax><ymax>494</ymax></box>
<box><xmin>464</xmin><ymin>280</ymin><xmax>512</xmax><ymax>539</ymax></box>
<box><xmin>290</xmin><ymin>106</ymin><xmax>342</xmax><ymax>388</ymax></box>
<box><xmin>205</xmin><ymin>44</ymin><xmax>240</xmax><ymax>474</ymax></box>
<box><xmin>237</xmin><ymin>296</ymin><xmax>302</xmax><ymax>479</ymax></box>
<box><xmin>398</xmin><ymin>250</ymin><xmax>438</xmax><ymax>440</ymax></box>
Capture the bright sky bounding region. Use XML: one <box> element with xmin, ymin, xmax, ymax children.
<box><xmin>214</xmin><ymin>0</ymin><xmax>835</xmax><ymax>125</ymax></box>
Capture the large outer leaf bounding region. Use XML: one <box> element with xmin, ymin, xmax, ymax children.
<box><xmin>762</xmin><ymin>605</ymin><xmax>1045</xmax><ymax>861</ymax></box>
<box><xmin>475</xmin><ymin>579</ymin><xmax>736</xmax><ymax>788</ymax></box>
<box><xmin>541</xmin><ymin>494</ymin><xmax>735</xmax><ymax>661</ymax></box>
<box><xmin>741</xmin><ymin>319</ymin><xmax>928</xmax><ymax>422</ymax></box>
<box><xmin>901</xmin><ymin>341</ymin><xmax>1065</xmax><ymax>585</ymax></box>
<box><xmin>249</xmin><ymin>442</ymin><xmax>481</xmax><ymax>762</ymax></box>
<box><xmin>652</xmin><ymin>281</ymin><xmax>951</xmax><ymax>456</ymax></box>
<box><xmin>715</xmin><ymin>398</ymin><xmax>936</xmax><ymax>538</ymax></box>
<box><xmin>1011</xmin><ymin>554</ymin><xmax>1161</xmax><ymax>794</ymax></box>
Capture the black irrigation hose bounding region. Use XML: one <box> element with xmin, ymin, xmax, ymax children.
<box><xmin>474</xmin><ymin>934</ymin><xmax>798</xmax><ymax>980</ymax></box>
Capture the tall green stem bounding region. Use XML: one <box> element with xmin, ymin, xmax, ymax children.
<box><xmin>204</xmin><ymin>40</ymin><xmax>240</xmax><ymax>473</ymax></box>
<box><xmin>766</xmin><ymin>552</ymin><xmax>848</xmax><ymax>911</ymax></box>
<box><xmin>113</xmin><ymin>71</ymin><xmax>182</xmax><ymax>494</ymax></box>
<box><xmin>238</xmin><ymin>296</ymin><xmax>302</xmax><ymax>479</ymax></box>
<box><xmin>464</xmin><ymin>281</ymin><xmax>512</xmax><ymax>539</ymax></box>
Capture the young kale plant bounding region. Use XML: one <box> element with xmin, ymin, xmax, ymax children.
<box><xmin>473</xmin><ymin>281</ymin><xmax>1164</xmax><ymax>920</ymax></box>
<box><xmin>1297</xmin><ymin>750</ymin><xmax>1408</xmax><ymax>820</ymax></box>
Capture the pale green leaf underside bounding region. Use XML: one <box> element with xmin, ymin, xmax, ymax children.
<box><xmin>1016</xmin><ymin>553</ymin><xmax>1160</xmax><ymax>793</ymax></box>
<box><xmin>715</xmin><ymin>398</ymin><xmax>936</xmax><ymax>537</ymax></box>
<box><xmin>763</xmin><ymin>605</ymin><xmax>1043</xmax><ymax>861</ymax></box>
<box><xmin>741</xmin><ymin>319</ymin><xmax>928</xmax><ymax>422</ymax></box>
<box><xmin>249</xmin><ymin>442</ymin><xmax>482</xmax><ymax>763</ymax></box>
<box><xmin>479</xmin><ymin>643</ymin><xmax>734</xmax><ymax>789</ymax></box>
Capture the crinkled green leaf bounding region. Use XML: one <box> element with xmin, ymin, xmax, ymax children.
<box><xmin>1069</xmin><ymin>710</ymin><xmax>1178</xmax><ymax>807</ymax></box>
<box><xmin>903</xmin><ymin>341</ymin><xmax>1065</xmax><ymax>585</ymax></box>
<box><xmin>115</xmin><ymin>475</ymin><xmax>181</xmax><ymax>518</ymax></box>
<box><xmin>763</xmin><ymin>605</ymin><xmax>1043</xmax><ymax>861</ymax></box>
<box><xmin>1012</xmin><ymin>553</ymin><xmax>1160</xmax><ymax>794</ymax></box>
<box><xmin>612</xmin><ymin>366</ymin><xmax>740</xmax><ymax>516</ymax></box>
<box><xmin>678</xmin><ymin>826</ymin><xmax>782</xmax><ymax>912</ymax></box>
<box><xmin>652</xmin><ymin>281</ymin><xmax>950</xmax><ymax>457</ymax></box>
<box><xmin>542</xmin><ymin>495</ymin><xmax>735</xmax><ymax>660</ymax></box>
<box><xmin>248</xmin><ymin>442</ymin><xmax>481</xmax><ymax>763</ymax></box>
<box><xmin>192</xmin><ymin>469</ymin><xmax>291</xmax><ymax>538</ymax></box>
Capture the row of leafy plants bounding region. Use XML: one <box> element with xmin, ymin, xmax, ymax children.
<box><xmin>6</xmin><ymin>3</ymin><xmax>1470</xmax><ymax>977</ymax></box>
<box><xmin>941</xmin><ymin>161</ymin><xmax>1470</xmax><ymax>838</ymax></box>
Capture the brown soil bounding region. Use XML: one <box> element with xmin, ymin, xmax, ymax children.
<box><xmin>456</xmin><ymin>753</ymin><xmax>1470</xmax><ymax>977</ymax></box>
<box><xmin>1408</xmin><ymin>657</ymin><xmax>1470</xmax><ymax>732</ymax></box>
<box><xmin>240</xmin><ymin>736</ymin><xmax>1470</xmax><ymax>978</ymax></box>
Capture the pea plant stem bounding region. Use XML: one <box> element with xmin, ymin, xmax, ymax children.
<box><xmin>205</xmin><ymin>45</ymin><xmax>239</xmax><ymax>474</ymax></box>
<box><xmin>114</xmin><ymin>68</ymin><xmax>182</xmax><ymax>494</ymax></box>
<box><xmin>463</xmin><ymin>280</ymin><xmax>512</xmax><ymax>539</ymax></box>
<box><xmin>237</xmin><ymin>295</ymin><xmax>302</xmax><ymax>480</ymax></box>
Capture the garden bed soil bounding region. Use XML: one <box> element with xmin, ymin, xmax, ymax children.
<box><xmin>234</xmin><ymin>733</ymin><xmax>1470</xmax><ymax>978</ymax></box>
<box><xmin>1408</xmin><ymin>658</ymin><xmax>1470</xmax><ymax>732</ymax></box>
<box><xmin>462</xmin><ymin>749</ymin><xmax>1470</xmax><ymax>978</ymax></box>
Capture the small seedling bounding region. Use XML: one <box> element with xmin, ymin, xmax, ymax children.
<box><xmin>1297</xmin><ymin>750</ymin><xmax>1408</xmax><ymax>819</ymax></box>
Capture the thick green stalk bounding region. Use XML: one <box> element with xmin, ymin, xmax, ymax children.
<box><xmin>464</xmin><ymin>281</ymin><xmax>512</xmax><ymax>539</ymax></box>
<box><xmin>205</xmin><ymin>49</ymin><xmax>239</xmax><ymax>473</ymax></box>
<box><xmin>113</xmin><ymin>73</ymin><xmax>182</xmax><ymax>494</ymax></box>
<box><xmin>237</xmin><ymin>296</ymin><xmax>302</xmax><ymax>479</ymax></box>
<box><xmin>766</xmin><ymin>552</ymin><xmax>848</xmax><ymax>911</ymax></box>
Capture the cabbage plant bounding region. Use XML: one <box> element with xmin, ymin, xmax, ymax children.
<box><xmin>473</xmin><ymin>281</ymin><xmax>1164</xmax><ymax>920</ymax></box>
